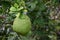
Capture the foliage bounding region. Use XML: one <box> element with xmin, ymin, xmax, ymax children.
<box><xmin>0</xmin><ymin>0</ymin><xmax>60</xmax><ymax>40</ymax></box>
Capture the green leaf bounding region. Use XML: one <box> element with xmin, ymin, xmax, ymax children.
<box><xmin>14</xmin><ymin>3</ymin><xmax>19</xmax><ymax>8</ymax></box>
<box><xmin>17</xmin><ymin>6</ymin><xmax>24</xmax><ymax>11</ymax></box>
<box><xmin>10</xmin><ymin>6</ymin><xmax>17</xmax><ymax>11</ymax></box>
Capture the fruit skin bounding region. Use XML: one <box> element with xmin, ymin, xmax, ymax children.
<box><xmin>12</xmin><ymin>13</ymin><xmax>31</xmax><ymax>35</ymax></box>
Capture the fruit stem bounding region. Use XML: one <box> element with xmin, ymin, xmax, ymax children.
<box><xmin>16</xmin><ymin>13</ymin><xmax>20</xmax><ymax>18</ymax></box>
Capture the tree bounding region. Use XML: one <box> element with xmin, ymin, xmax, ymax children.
<box><xmin>0</xmin><ymin>0</ymin><xmax>60</xmax><ymax>40</ymax></box>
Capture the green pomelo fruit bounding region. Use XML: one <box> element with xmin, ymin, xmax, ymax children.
<box><xmin>12</xmin><ymin>13</ymin><xmax>31</xmax><ymax>35</ymax></box>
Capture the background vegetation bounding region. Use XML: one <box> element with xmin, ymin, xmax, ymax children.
<box><xmin>0</xmin><ymin>0</ymin><xmax>60</xmax><ymax>40</ymax></box>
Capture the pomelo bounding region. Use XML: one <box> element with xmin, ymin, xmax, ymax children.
<box><xmin>12</xmin><ymin>13</ymin><xmax>31</xmax><ymax>35</ymax></box>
